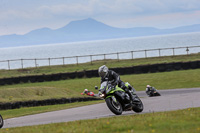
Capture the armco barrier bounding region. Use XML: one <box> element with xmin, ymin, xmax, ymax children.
<box><xmin>191</xmin><ymin>61</ymin><xmax>200</xmax><ymax>69</ymax></box>
<box><xmin>0</xmin><ymin>60</ymin><xmax>199</xmax><ymax>85</ymax></box>
<box><xmin>173</xmin><ymin>63</ymin><xmax>182</xmax><ymax>70</ymax></box>
<box><xmin>76</xmin><ymin>71</ymin><xmax>85</xmax><ymax>78</ymax></box>
<box><xmin>85</xmin><ymin>70</ymin><xmax>98</xmax><ymax>78</ymax></box>
<box><xmin>0</xmin><ymin>97</ymin><xmax>101</xmax><ymax>110</ymax></box>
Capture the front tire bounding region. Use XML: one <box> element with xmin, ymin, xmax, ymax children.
<box><xmin>105</xmin><ymin>97</ymin><xmax>122</xmax><ymax>115</ymax></box>
<box><xmin>155</xmin><ymin>92</ymin><xmax>161</xmax><ymax>96</ymax></box>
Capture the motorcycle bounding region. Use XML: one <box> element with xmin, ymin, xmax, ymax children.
<box><xmin>0</xmin><ymin>114</ymin><xmax>3</xmax><ymax>128</ymax></box>
<box><xmin>96</xmin><ymin>81</ymin><xmax>143</xmax><ymax>115</ymax></box>
<box><xmin>146</xmin><ymin>87</ymin><xmax>161</xmax><ymax>97</ymax></box>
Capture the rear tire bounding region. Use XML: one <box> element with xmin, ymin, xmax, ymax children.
<box><xmin>132</xmin><ymin>96</ymin><xmax>143</xmax><ymax>113</ymax></box>
<box><xmin>106</xmin><ymin>97</ymin><xmax>122</xmax><ymax>115</ymax></box>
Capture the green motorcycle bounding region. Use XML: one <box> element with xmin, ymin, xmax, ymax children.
<box><xmin>96</xmin><ymin>81</ymin><xmax>143</xmax><ymax>115</ymax></box>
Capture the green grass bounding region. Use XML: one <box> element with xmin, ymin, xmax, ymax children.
<box><xmin>0</xmin><ymin>69</ymin><xmax>199</xmax><ymax>103</ymax></box>
<box><xmin>2</xmin><ymin>107</ymin><xmax>200</xmax><ymax>133</ymax></box>
<box><xmin>0</xmin><ymin>53</ymin><xmax>199</xmax><ymax>78</ymax></box>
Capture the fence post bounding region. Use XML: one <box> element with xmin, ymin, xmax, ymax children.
<box><xmin>76</xmin><ymin>56</ymin><xmax>78</xmax><ymax>65</ymax></box>
<box><xmin>35</xmin><ymin>59</ymin><xmax>37</xmax><ymax>68</ymax></box>
<box><xmin>117</xmin><ymin>53</ymin><xmax>119</xmax><ymax>61</ymax></box>
<box><xmin>63</xmin><ymin>57</ymin><xmax>65</xmax><ymax>65</ymax></box>
<box><xmin>90</xmin><ymin>55</ymin><xmax>92</xmax><ymax>65</ymax></box>
<box><xmin>145</xmin><ymin>50</ymin><xmax>147</xmax><ymax>58</ymax></box>
<box><xmin>8</xmin><ymin>60</ymin><xmax>10</xmax><ymax>70</ymax></box>
<box><xmin>131</xmin><ymin>51</ymin><xmax>133</xmax><ymax>59</ymax></box>
<box><xmin>104</xmin><ymin>54</ymin><xmax>106</xmax><ymax>60</ymax></box>
<box><xmin>48</xmin><ymin>58</ymin><xmax>51</xmax><ymax>66</ymax></box>
<box><xmin>158</xmin><ymin>49</ymin><xmax>161</xmax><ymax>57</ymax></box>
<box><xmin>173</xmin><ymin>48</ymin><xmax>175</xmax><ymax>56</ymax></box>
<box><xmin>21</xmin><ymin>59</ymin><xmax>23</xmax><ymax>69</ymax></box>
<box><xmin>186</xmin><ymin>47</ymin><xmax>189</xmax><ymax>55</ymax></box>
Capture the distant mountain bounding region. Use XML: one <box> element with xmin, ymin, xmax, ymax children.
<box><xmin>0</xmin><ymin>18</ymin><xmax>200</xmax><ymax>48</ymax></box>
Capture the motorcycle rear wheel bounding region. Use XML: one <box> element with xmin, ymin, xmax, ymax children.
<box><xmin>105</xmin><ymin>97</ymin><xmax>122</xmax><ymax>115</ymax></box>
<box><xmin>132</xmin><ymin>96</ymin><xmax>143</xmax><ymax>113</ymax></box>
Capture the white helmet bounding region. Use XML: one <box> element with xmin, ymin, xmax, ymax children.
<box><xmin>84</xmin><ymin>89</ymin><xmax>88</xmax><ymax>92</ymax></box>
<box><xmin>147</xmin><ymin>85</ymin><xmax>151</xmax><ymax>88</ymax></box>
<box><xmin>98</xmin><ymin>65</ymin><xmax>109</xmax><ymax>78</ymax></box>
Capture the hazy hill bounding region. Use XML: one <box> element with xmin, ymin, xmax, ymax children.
<box><xmin>0</xmin><ymin>18</ymin><xmax>200</xmax><ymax>48</ymax></box>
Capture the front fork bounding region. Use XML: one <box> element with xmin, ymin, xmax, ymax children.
<box><xmin>111</xmin><ymin>96</ymin><xmax>118</xmax><ymax>104</ymax></box>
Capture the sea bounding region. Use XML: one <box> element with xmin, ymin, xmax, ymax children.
<box><xmin>0</xmin><ymin>32</ymin><xmax>200</xmax><ymax>69</ymax></box>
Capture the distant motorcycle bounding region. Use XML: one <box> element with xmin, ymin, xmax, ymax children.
<box><xmin>146</xmin><ymin>87</ymin><xmax>161</xmax><ymax>97</ymax></box>
<box><xmin>96</xmin><ymin>81</ymin><xmax>143</xmax><ymax>115</ymax></box>
<box><xmin>0</xmin><ymin>115</ymin><xmax>3</xmax><ymax>128</ymax></box>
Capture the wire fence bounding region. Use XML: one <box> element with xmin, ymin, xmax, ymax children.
<box><xmin>0</xmin><ymin>45</ymin><xmax>200</xmax><ymax>70</ymax></box>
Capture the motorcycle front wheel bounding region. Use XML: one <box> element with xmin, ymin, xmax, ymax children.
<box><xmin>155</xmin><ymin>92</ymin><xmax>161</xmax><ymax>96</ymax></box>
<box><xmin>105</xmin><ymin>97</ymin><xmax>122</xmax><ymax>115</ymax></box>
<box><xmin>0</xmin><ymin>115</ymin><xmax>4</xmax><ymax>128</ymax></box>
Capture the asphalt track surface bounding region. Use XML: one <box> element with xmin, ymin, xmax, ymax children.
<box><xmin>3</xmin><ymin>88</ymin><xmax>200</xmax><ymax>128</ymax></box>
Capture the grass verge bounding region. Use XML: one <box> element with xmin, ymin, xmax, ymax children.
<box><xmin>0</xmin><ymin>69</ymin><xmax>199</xmax><ymax>103</ymax></box>
<box><xmin>2</xmin><ymin>107</ymin><xmax>200</xmax><ymax>133</ymax></box>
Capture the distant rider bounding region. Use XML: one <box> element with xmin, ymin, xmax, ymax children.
<box><xmin>98</xmin><ymin>65</ymin><xmax>135</xmax><ymax>101</ymax></box>
<box><xmin>81</xmin><ymin>89</ymin><xmax>95</xmax><ymax>96</ymax></box>
<box><xmin>146</xmin><ymin>85</ymin><xmax>155</xmax><ymax>95</ymax></box>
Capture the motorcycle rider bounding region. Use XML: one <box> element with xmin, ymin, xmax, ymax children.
<box><xmin>98</xmin><ymin>65</ymin><xmax>135</xmax><ymax>101</ymax></box>
<box><xmin>146</xmin><ymin>85</ymin><xmax>155</xmax><ymax>95</ymax></box>
<box><xmin>81</xmin><ymin>89</ymin><xmax>95</xmax><ymax>96</ymax></box>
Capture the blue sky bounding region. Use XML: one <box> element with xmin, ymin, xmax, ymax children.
<box><xmin>0</xmin><ymin>0</ymin><xmax>200</xmax><ymax>36</ymax></box>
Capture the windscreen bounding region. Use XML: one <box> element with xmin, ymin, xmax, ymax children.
<box><xmin>100</xmin><ymin>81</ymin><xmax>107</xmax><ymax>90</ymax></box>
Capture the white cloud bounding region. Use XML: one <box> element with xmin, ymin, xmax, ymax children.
<box><xmin>0</xmin><ymin>0</ymin><xmax>200</xmax><ymax>35</ymax></box>
<box><xmin>38</xmin><ymin>4</ymin><xmax>93</xmax><ymax>16</ymax></box>
<box><xmin>101</xmin><ymin>10</ymin><xmax>200</xmax><ymax>28</ymax></box>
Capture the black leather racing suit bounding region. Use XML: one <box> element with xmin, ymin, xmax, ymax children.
<box><xmin>146</xmin><ymin>87</ymin><xmax>155</xmax><ymax>96</ymax></box>
<box><xmin>100</xmin><ymin>70</ymin><xmax>134</xmax><ymax>101</ymax></box>
<box><xmin>100</xmin><ymin>70</ymin><xmax>125</xmax><ymax>89</ymax></box>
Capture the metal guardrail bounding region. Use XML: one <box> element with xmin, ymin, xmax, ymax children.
<box><xmin>0</xmin><ymin>45</ymin><xmax>200</xmax><ymax>70</ymax></box>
